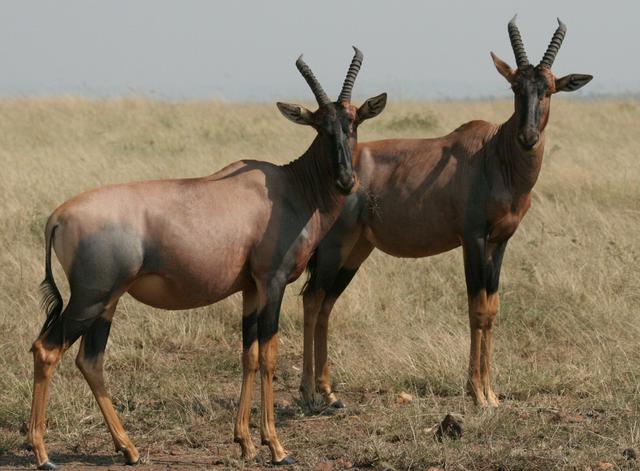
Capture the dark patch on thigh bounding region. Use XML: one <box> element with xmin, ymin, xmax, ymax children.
<box><xmin>141</xmin><ymin>239</ymin><xmax>164</xmax><ymax>273</ymax></box>
<box><xmin>461</xmin><ymin>158</ymin><xmax>491</xmax><ymax>297</ymax></box>
<box><xmin>257</xmin><ymin>284</ymin><xmax>284</xmax><ymax>344</ymax></box>
<box><xmin>486</xmin><ymin>242</ymin><xmax>507</xmax><ymax>295</ymax></box>
<box><xmin>242</xmin><ymin>311</ymin><xmax>258</xmax><ymax>350</ymax></box>
<box><xmin>83</xmin><ymin>317</ymin><xmax>113</xmax><ymax>359</ymax></box>
<box><xmin>41</xmin><ymin>295</ymin><xmax>108</xmax><ymax>349</ymax></box>
<box><xmin>258</xmin><ymin>310</ymin><xmax>280</xmax><ymax>343</ymax></box>
<box><xmin>326</xmin><ymin>267</ymin><xmax>358</xmax><ymax>298</ymax></box>
<box><xmin>305</xmin><ymin>241</ymin><xmax>345</xmax><ymax>295</ymax></box>
<box><xmin>258</xmin><ymin>317</ymin><xmax>277</xmax><ymax>344</ymax></box>
<box><xmin>303</xmin><ymin>194</ymin><xmax>365</xmax><ymax>295</ymax></box>
<box><xmin>40</xmin><ymin>316</ymin><xmax>66</xmax><ymax>349</ymax></box>
<box><xmin>41</xmin><ymin>224</ymin><xmax>143</xmax><ymax>349</ymax></box>
<box><xmin>462</xmin><ymin>236</ymin><xmax>486</xmax><ymax>298</ymax></box>
<box><xmin>258</xmin><ymin>308</ymin><xmax>280</xmax><ymax>344</ymax></box>
<box><xmin>69</xmin><ymin>224</ymin><xmax>144</xmax><ymax>298</ymax></box>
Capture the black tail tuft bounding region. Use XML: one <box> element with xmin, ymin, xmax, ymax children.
<box><xmin>300</xmin><ymin>250</ymin><xmax>318</xmax><ymax>296</ymax></box>
<box><xmin>39</xmin><ymin>225</ymin><xmax>63</xmax><ymax>335</ymax></box>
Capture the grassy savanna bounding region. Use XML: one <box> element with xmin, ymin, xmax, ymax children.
<box><xmin>0</xmin><ymin>98</ymin><xmax>639</xmax><ymax>470</ymax></box>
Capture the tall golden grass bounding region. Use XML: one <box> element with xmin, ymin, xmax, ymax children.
<box><xmin>0</xmin><ymin>98</ymin><xmax>639</xmax><ymax>469</ymax></box>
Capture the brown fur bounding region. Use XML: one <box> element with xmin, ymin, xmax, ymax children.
<box><xmin>300</xmin><ymin>23</ymin><xmax>592</xmax><ymax>409</ymax></box>
<box><xmin>27</xmin><ymin>52</ymin><xmax>387</xmax><ymax>467</ymax></box>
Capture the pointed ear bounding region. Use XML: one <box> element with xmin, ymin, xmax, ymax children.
<box><xmin>491</xmin><ymin>52</ymin><xmax>515</xmax><ymax>83</ymax></box>
<box><xmin>554</xmin><ymin>74</ymin><xmax>593</xmax><ymax>93</ymax></box>
<box><xmin>357</xmin><ymin>93</ymin><xmax>387</xmax><ymax>122</ymax></box>
<box><xmin>276</xmin><ymin>102</ymin><xmax>314</xmax><ymax>126</ymax></box>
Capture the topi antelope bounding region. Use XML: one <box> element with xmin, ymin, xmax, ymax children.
<box><xmin>27</xmin><ymin>47</ymin><xmax>387</xmax><ymax>469</ymax></box>
<box><xmin>299</xmin><ymin>17</ymin><xmax>592</xmax><ymax>409</ymax></box>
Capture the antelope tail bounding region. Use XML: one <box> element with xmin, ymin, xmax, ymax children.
<box><xmin>300</xmin><ymin>250</ymin><xmax>319</xmax><ymax>296</ymax></box>
<box><xmin>39</xmin><ymin>225</ymin><xmax>63</xmax><ymax>335</ymax></box>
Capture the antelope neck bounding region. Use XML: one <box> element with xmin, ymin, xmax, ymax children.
<box><xmin>281</xmin><ymin>135</ymin><xmax>342</xmax><ymax>214</ymax></box>
<box><xmin>491</xmin><ymin>113</ymin><xmax>546</xmax><ymax>195</ymax></box>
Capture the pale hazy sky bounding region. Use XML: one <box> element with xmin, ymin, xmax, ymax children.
<box><xmin>0</xmin><ymin>1</ymin><xmax>636</xmax><ymax>101</ymax></box>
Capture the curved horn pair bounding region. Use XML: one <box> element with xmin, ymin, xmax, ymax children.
<box><xmin>507</xmin><ymin>15</ymin><xmax>567</xmax><ymax>69</ymax></box>
<box><xmin>296</xmin><ymin>46</ymin><xmax>363</xmax><ymax>106</ymax></box>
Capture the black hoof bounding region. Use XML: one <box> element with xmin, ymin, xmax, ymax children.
<box><xmin>117</xmin><ymin>446</ymin><xmax>141</xmax><ymax>466</ymax></box>
<box><xmin>273</xmin><ymin>456</ymin><xmax>295</xmax><ymax>465</ymax></box>
<box><xmin>38</xmin><ymin>460</ymin><xmax>57</xmax><ymax>470</ymax></box>
<box><xmin>330</xmin><ymin>399</ymin><xmax>345</xmax><ymax>409</ymax></box>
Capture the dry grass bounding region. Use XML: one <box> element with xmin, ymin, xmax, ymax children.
<box><xmin>0</xmin><ymin>97</ymin><xmax>639</xmax><ymax>470</ymax></box>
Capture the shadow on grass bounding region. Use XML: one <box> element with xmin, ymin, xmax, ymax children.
<box><xmin>1</xmin><ymin>452</ymin><xmax>231</xmax><ymax>469</ymax></box>
<box><xmin>0</xmin><ymin>452</ymin><xmax>121</xmax><ymax>468</ymax></box>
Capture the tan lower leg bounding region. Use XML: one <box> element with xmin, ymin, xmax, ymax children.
<box><xmin>480</xmin><ymin>329</ymin><xmax>499</xmax><ymax>406</ymax></box>
<box><xmin>259</xmin><ymin>335</ymin><xmax>287</xmax><ymax>463</ymax></box>
<box><xmin>314</xmin><ymin>298</ymin><xmax>339</xmax><ymax>405</ymax></box>
<box><xmin>300</xmin><ymin>290</ymin><xmax>323</xmax><ymax>405</ymax></box>
<box><xmin>234</xmin><ymin>341</ymin><xmax>259</xmax><ymax>459</ymax></box>
<box><xmin>27</xmin><ymin>341</ymin><xmax>62</xmax><ymax>467</ymax></box>
<box><xmin>467</xmin><ymin>291</ymin><xmax>491</xmax><ymax>406</ymax></box>
<box><xmin>480</xmin><ymin>293</ymin><xmax>499</xmax><ymax>406</ymax></box>
<box><xmin>467</xmin><ymin>325</ymin><xmax>486</xmax><ymax>406</ymax></box>
<box><xmin>76</xmin><ymin>345</ymin><xmax>139</xmax><ymax>464</ymax></box>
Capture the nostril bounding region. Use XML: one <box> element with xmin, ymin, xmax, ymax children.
<box><xmin>336</xmin><ymin>175</ymin><xmax>355</xmax><ymax>194</ymax></box>
<box><xmin>518</xmin><ymin>131</ymin><xmax>539</xmax><ymax>148</ymax></box>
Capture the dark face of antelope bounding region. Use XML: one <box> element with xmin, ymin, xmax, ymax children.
<box><xmin>491</xmin><ymin>16</ymin><xmax>593</xmax><ymax>150</ymax></box>
<box><xmin>307</xmin><ymin>102</ymin><xmax>358</xmax><ymax>193</ymax></box>
<box><xmin>277</xmin><ymin>47</ymin><xmax>387</xmax><ymax>194</ymax></box>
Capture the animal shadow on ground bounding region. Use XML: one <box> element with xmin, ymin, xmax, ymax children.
<box><xmin>0</xmin><ymin>452</ymin><xmax>120</xmax><ymax>468</ymax></box>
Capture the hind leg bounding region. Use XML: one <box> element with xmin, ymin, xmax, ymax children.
<box><xmin>75</xmin><ymin>300</ymin><xmax>139</xmax><ymax>464</ymax></box>
<box><xmin>301</xmin><ymin>229</ymin><xmax>368</xmax><ymax>409</ymax></box>
<box><xmin>28</xmin><ymin>335</ymin><xmax>65</xmax><ymax>470</ymax></box>
<box><xmin>29</xmin><ymin>222</ymin><xmax>144</xmax><ymax>468</ymax></box>
<box><xmin>314</xmin><ymin>238</ymin><xmax>373</xmax><ymax>407</ymax></box>
<box><xmin>27</xmin><ymin>294</ymin><xmax>107</xmax><ymax>469</ymax></box>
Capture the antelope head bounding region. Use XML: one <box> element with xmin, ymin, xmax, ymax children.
<box><xmin>491</xmin><ymin>16</ymin><xmax>593</xmax><ymax>150</ymax></box>
<box><xmin>278</xmin><ymin>47</ymin><xmax>387</xmax><ymax>194</ymax></box>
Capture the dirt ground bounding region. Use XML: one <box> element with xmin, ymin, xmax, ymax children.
<box><xmin>2</xmin><ymin>99</ymin><xmax>639</xmax><ymax>471</ymax></box>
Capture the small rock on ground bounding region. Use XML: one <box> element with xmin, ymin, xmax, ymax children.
<box><xmin>396</xmin><ymin>392</ymin><xmax>413</xmax><ymax>404</ymax></box>
<box><xmin>435</xmin><ymin>414</ymin><xmax>463</xmax><ymax>441</ymax></box>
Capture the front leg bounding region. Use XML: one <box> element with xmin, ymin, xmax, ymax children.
<box><xmin>234</xmin><ymin>287</ymin><xmax>259</xmax><ymax>460</ymax></box>
<box><xmin>463</xmin><ymin>235</ymin><xmax>506</xmax><ymax>407</ymax></box>
<box><xmin>256</xmin><ymin>277</ymin><xmax>293</xmax><ymax>465</ymax></box>
<box><xmin>481</xmin><ymin>240</ymin><xmax>506</xmax><ymax>407</ymax></box>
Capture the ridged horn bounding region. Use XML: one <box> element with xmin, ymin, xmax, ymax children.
<box><xmin>296</xmin><ymin>55</ymin><xmax>331</xmax><ymax>106</ymax></box>
<box><xmin>508</xmin><ymin>15</ymin><xmax>529</xmax><ymax>68</ymax></box>
<box><xmin>337</xmin><ymin>46</ymin><xmax>364</xmax><ymax>103</ymax></box>
<box><xmin>539</xmin><ymin>18</ymin><xmax>567</xmax><ymax>69</ymax></box>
